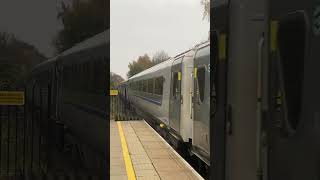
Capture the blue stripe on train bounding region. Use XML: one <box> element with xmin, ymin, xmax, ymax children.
<box><xmin>133</xmin><ymin>94</ymin><xmax>162</xmax><ymax>106</ymax></box>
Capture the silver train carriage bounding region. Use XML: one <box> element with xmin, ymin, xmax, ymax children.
<box><xmin>120</xmin><ymin>41</ymin><xmax>210</xmax><ymax>166</ymax></box>
<box><xmin>25</xmin><ymin>30</ymin><xmax>109</xmax><ymax>166</ymax></box>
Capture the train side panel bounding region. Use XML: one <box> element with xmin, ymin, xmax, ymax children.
<box><xmin>128</xmin><ymin>59</ymin><xmax>173</xmax><ymax>126</ymax></box>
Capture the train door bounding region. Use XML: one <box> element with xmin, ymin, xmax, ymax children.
<box><xmin>193</xmin><ymin>45</ymin><xmax>210</xmax><ymax>164</ymax></box>
<box><xmin>214</xmin><ymin>0</ymin><xmax>268</xmax><ymax>179</ymax></box>
<box><xmin>211</xmin><ymin>1</ymin><xmax>229</xmax><ymax>179</ymax></box>
<box><xmin>169</xmin><ymin>58</ymin><xmax>182</xmax><ymax>134</ymax></box>
<box><xmin>267</xmin><ymin>1</ymin><xmax>320</xmax><ymax>179</ymax></box>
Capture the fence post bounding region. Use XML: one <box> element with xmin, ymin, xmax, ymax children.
<box><xmin>0</xmin><ymin>105</ymin><xmax>2</xmax><ymax>175</ymax></box>
<box><xmin>7</xmin><ymin>105</ymin><xmax>10</xmax><ymax>176</ymax></box>
<box><xmin>15</xmin><ymin>105</ymin><xmax>18</xmax><ymax>176</ymax></box>
<box><xmin>23</xmin><ymin>86</ymin><xmax>26</xmax><ymax>176</ymax></box>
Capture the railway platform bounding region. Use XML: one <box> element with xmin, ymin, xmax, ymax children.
<box><xmin>110</xmin><ymin>119</ymin><xmax>203</xmax><ymax>180</ymax></box>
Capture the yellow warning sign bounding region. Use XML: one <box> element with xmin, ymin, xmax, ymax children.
<box><xmin>178</xmin><ymin>72</ymin><xmax>181</xmax><ymax>81</ymax></box>
<box><xmin>0</xmin><ymin>91</ymin><xmax>25</xmax><ymax>105</ymax></box>
<box><xmin>219</xmin><ymin>33</ymin><xmax>226</xmax><ymax>60</ymax></box>
<box><xmin>110</xmin><ymin>90</ymin><xmax>118</xmax><ymax>96</ymax></box>
<box><xmin>270</xmin><ymin>20</ymin><xmax>278</xmax><ymax>52</ymax></box>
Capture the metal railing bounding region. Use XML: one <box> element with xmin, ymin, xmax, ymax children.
<box><xmin>110</xmin><ymin>90</ymin><xmax>141</xmax><ymax>121</ymax></box>
<box><xmin>0</xmin><ymin>85</ymin><xmax>104</xmax><ymax>179</ymax></box>
<box><xmin>0</xmin><ymin>85</ymin><xmax>28</xmax><ymax>179</ymax></box>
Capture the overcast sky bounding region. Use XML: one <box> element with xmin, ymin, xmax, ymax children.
<box><xmin>110</xmin><ymin>0</ymin><xmax>210</xmax><ymax>79</ymax></box>
<box><xmin>0</xmin><ymin>1</ymin><xmax>209</xmax><ymax>75</ymax></box>
<box><xmin>0</xmin><ymin>1</ymin><xmax>60</xmax><ymax>58</ymax></box>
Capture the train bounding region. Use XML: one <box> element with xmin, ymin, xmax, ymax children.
<box><xmin>118</xmin><ymin>41</ymin><xmax>210</xmax><ymax>172</ymax></box>
<box><xmin>119</xmin><ymin>0</ymin><xmax>320</xmax><ymax>179</ymax></box>
<box><xmin>25</xmin><ymin>30</ymin><xmax>109</xmax><ymax>171</ymax></box>
<box><xmin>22</xmin><ymin>0</ymin><xmax>320</xmax><ymax>179</ymax></box>
<box><xmin>211</xmin><ymin>0</ymin><xmax>320</xmax><ymax>180</ymax></box>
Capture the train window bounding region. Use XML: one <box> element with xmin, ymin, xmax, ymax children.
<box><xmin>147</xmin><ymin>79</ymin><xmax>154</xmax><ymax>93</ymax></box>
<box><xmin>172</xmin><ymin>72</ymin><xmax>179</xmax><ymax>98</ymax></box>
<box><xmin>195</xmin><ymin>45</ymin><xmax>210</xmax><ymax>59</ymax></box>
<box><xmin>143</xmin><ymin>80</ymin><xmax>147</xmax><ymax>92</ymax></box>
<box><xmin>154</xmin><ymin>77</ymin><xmax>164</xmax><ymax>95</ymax></box>
<box><xmin>33</xmin><ymin>83</ymin><xmax>41</xmax><ymax>108</ymax></box>
<box><xmin>197</xmin><ymin>67</ymin><xmax>206</xmax><ymax>102</ymax></box>
<box><xmin>141</xmin><ymin>81</ymin><xmax>143</xmax><ymax>91</ymax></box>
<box><xmin>139</xmin><ymin>81</ymin><xmax>143</xmax><ymax>91</ymax></box>
<box><xmin>63</xmin><ymin>69</ymin><xmax>67</xmax><ymax>81</ymax></box>
<box><xmin>278</xmin><ymin>11</ymin><xmax>306</xmax><ymax>130</ymax></box>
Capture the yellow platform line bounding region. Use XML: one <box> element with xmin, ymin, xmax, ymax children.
<box><xmin>117</xmin><ymin>121</ymin><xmax>136</xmax><ymax>180</ymax></box>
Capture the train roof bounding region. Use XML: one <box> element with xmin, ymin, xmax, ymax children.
<box><xmin>125</xmin><ymin>41</ymin><xmax>210</xmax><ymax>83</ymax></box>
<box><xmin>31</xmin><ymin>29</ymin><xmax>109</xmax><ymax>74</ymax></box>
<box><xmin>195</xmin><ymin>40</ymin><xmax>210</xmax><ymax>48</ymax></box>
<box><xmin>30</xmin><ymin>56</ymin><xmax>58</xmax><ymax>74</ymax></box>
<box><xmin>60</xmin><ymin>30</ymin><xmax>108</xmax><ymax>57</ymax></box>
<box><xmin>128</xmin><ymin>57</ymin><xmax>175</xmax><ymax>81</ymax></box>
<box><xmin>212</xmin><ymin>0</ymin><xmax>229</xmax><ymax>8</ymax></box>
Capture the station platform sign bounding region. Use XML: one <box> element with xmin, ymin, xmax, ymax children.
<box><xmin>110</xmin><ymin>90</ymin><xmax>118</xmax><ymax>96</ymax></box>
<box><xmin>0</xmin><ymin>91</ymin><xmax>25</xmax><ymax>105</ymax></box>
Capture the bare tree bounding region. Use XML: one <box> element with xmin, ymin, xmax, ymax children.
<box><xmin>110</xmin><ymin>72</ymin><xmax>124</xmax><ymax>88</ymax></box>
<box><xmin>53</xmin><ymin>0</ymin><xmax>108</xmax><ymax>54</ymax></box>
<box><xmin>0</xmin><ymin>32</ymin><xmax>46</xmax><ymax>84</ymax></box>
<box><xmin>152</xmin><ymin>50</ymin><xmax>170</xmax><ymax>65</ymax></box>
<box><xmin>127</xmin><ymin>54</ymin><xmax>153</xmax><ymax>78</ymax></box>
<box><xmin>201</xmin><ymin>0</ymin><xmax>210</xmax><ymax>22</ymax></box>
